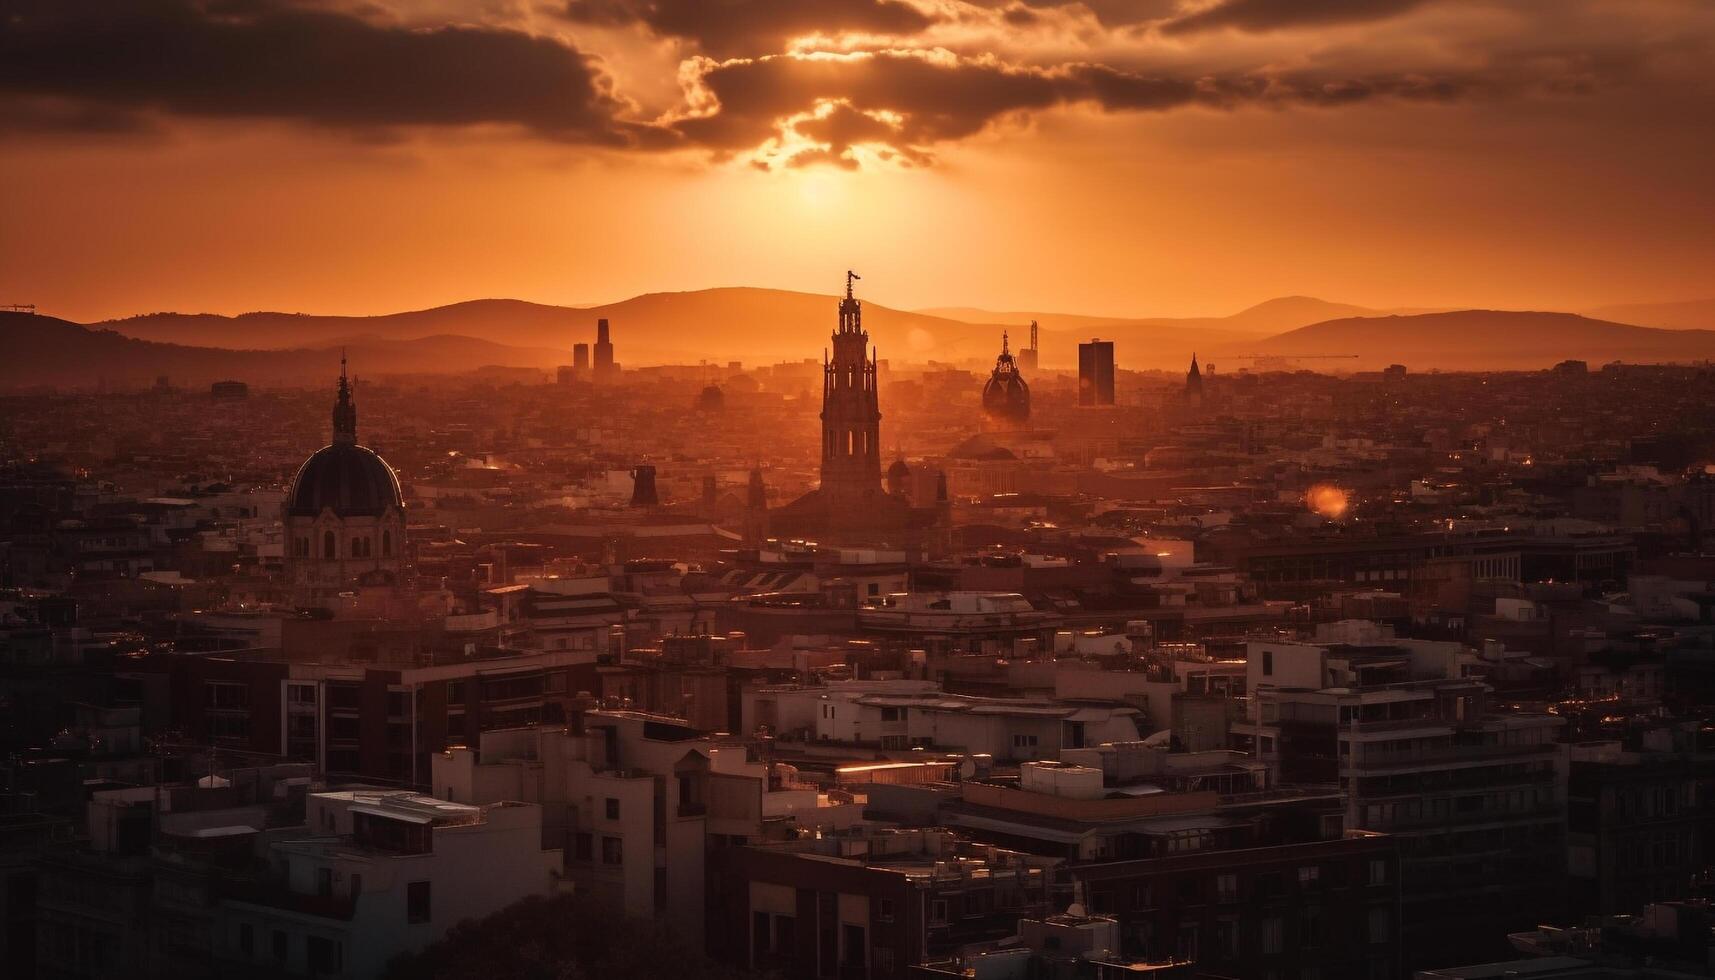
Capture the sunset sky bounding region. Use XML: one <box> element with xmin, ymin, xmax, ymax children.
<box><xmin>3</xmin><ymin>0</ymin><xmax>1713</xmax><ymax>323</ymax></box>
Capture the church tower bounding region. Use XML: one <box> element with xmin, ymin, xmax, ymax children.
<box><xmin>1185</xmin><ymin>353</ymin><xmax>1205</xmax><ymax>405</ymax></box>
<box><xmin>820</xmin><ymin>272</ymin><xmax>882</xmax><ymax>506</ymax></box>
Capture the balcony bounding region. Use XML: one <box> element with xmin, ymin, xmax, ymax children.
<box><xmin>1344</xmin><ymin>741</ymin><xmax>1558</xmax><ymax>772</ymax></box>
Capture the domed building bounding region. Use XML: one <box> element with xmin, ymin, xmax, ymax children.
<box><xmin>981</xmin><ymin>331</ymin><xmax>1030</xmax><ymax>427</ymax></box>
<box><xmin>282</xmin><ymin>360</ymin><xmax>407</xmax><ymax>607</ymax></box>
<box><xmin>886</xmin><ymin>458</ymin><xmax>912</xmax><ymax>497</ymax></box>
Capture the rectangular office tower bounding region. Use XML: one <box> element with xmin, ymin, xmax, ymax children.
<box><xmin>1078</xmin><ymin>339</ymin><xmax>1115</xmax><ymax>406</ymax></box>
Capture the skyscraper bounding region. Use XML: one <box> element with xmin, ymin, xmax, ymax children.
<box><xmin>573</xmin><ymin>343</ymin><xmax>590</xmax><ymax>371</ymax></box>
<box><xmin>594</xmin><ymin>318</ymin><xmax>616</xmax><ymax>381</ymax></box>
<box><xmin>1017</xmin><ymin>320</ymin><xmax>1040</xmax><ymax>372</ymax></box>
<box><xmin>820</xmin><ymin>271</ymin><xmax>882</xmax><ymax>504</ymax></box>
<box><xmin>1078</xmin><ymin>339</ymin><xmax>1115</xmax><ymax>406</ymax></box>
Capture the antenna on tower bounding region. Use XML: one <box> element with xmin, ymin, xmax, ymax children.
<box><xmin>846</xmin><ymin>270</ymin><xmax>861</xmax><ymax>299</ymax></box>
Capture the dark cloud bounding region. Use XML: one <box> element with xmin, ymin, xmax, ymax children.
<box><xmin>0</xmin><ymin>0</ymin><xmax>648</xmax><ymax>143</ymax></box>
<box><xmin>675</xmin><ymin>50</ymin><xmax>1487</xmax><ymax>165</ymax></box>
<box><xmin>1161</xmin><ymin>0</ymin><xmax>1432</xmax><ymax>35</ymax></box>
<box><xmin>562</xmin><ymin>0</ymin><xmax>937</xmax><ymax>56</ymax></box>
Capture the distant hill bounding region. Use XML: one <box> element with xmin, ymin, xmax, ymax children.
<box><xmin>1585</xmin><ymin>298</ymin><xmax>1715</xmax><ymax>331</ymax></box>
<box><xmin>0</xmin><ymin>312</ymin><xmax>565</xmax><ymax>390</ymax></box>
<box><xmin>918</xmin><ymin>295</ymin><xmax>1444</xmax><ymax>346</ymax></box>
<box><xmin>102</xmin><ymin>288</ymin><xmax>1231</xmax><ymax>369</ymax></box>
<box><xmin>1234</xmin><ymin>310</ymin><xmax>1715</xmax><ymax>371</ymax></box>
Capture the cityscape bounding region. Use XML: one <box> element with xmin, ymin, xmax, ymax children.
<box><xmin>5</xmin><ymin>3</ymin><xmax>1715</xmax><ymax>980</ymax></box>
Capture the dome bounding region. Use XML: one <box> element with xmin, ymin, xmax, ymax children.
<box><xmin>982</xmin><ymin>334</ymin><xmax>1031</xmax><ymax>425</ymax></box>
<box><xmin>286</xmin><ymin>443</ymin><xmax>403</xmax><ymax>518</ymax></box>
<box><xmin>887</xmin><ymin>459</ymin><xmax>912</xmax><ymax>480</ymax></box>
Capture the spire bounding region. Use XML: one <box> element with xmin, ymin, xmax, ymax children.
<box><xmin>332</xmin><ymin>352</ymin><xmax>357</xmax><ymax>445</ymax></box>
<box><xmin>846</xmin><ymin>270</ymin><xmax>860</xmax><ymax>299</ymax></box>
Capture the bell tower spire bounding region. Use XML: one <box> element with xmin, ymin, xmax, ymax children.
<box><xmin>332</xmin><ymin>351</ymin><xmax>357</xmax><ymax>445</ymax></box>
<box><xmin>822</xmin><ymin>271</ymin><xmax>882</xmax><ymax>503</ymax></box>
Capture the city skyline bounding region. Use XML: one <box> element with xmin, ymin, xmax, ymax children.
<box><xmin>8</xmin><ymin>5</ymin><xmax>1715</xmax><ymax>980</ymax></box>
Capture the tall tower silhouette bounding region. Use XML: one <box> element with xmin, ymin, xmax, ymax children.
<box><xmin>820</xmin><ymin>271</ymin><xmax>882</xmax><ymax>505</ymax></box>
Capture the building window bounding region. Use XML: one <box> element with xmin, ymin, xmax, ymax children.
<box><xmin>1214</xmin><ymin>919</ymin><xmax>1239</xmax><ymax>958</ymax></box>
<box><xmin>1132</xmin><ymin>883</ymin><xmax>1153</xmax><ymax>909</ymax></box>
<box><xmin>1217</xmin><ymin>873</ymin><xmax>1238</xmax><ymax>903</ymax></box>
<box><xmin>841</xmin><ymin>924</ymin><xmax>867</xmax><ymax>967</ymax></box>
<box><xmin>574</xmin><ymin>833</ymin><xmax>592</xmax><ymax>862</ymax></box>
<box><xmin>323</xmin><ymin>531</ymin><xmax>336</xmax><ymax>559</ymax></box>
<box><xmin>1368</xmin><ymin>859</ymin><xmax>1388</xmax><ymax>886</ymax></box>
<box><xmin>1298</xmin><ymin>866</ymin><xmax>1320</xmax><ymax>889</ymax></box>
<box><xmin>602</xmin><ymin>836</ymin><xmax>623</xmax><ymax>864</ymax></box>
<box><xmin>306</xmin><ymin>936</ymin><xmax>342</xmax><ymax>975</ymax></box>
<box><xmin>1012</xmin><ymin>734</ymin><xmax>1038</xmax><ymax>749</ymax></box>
<box><xmin>1262</xmin><ymin>650</ymin><xmax>1274</xmax><ymax>676</ymax></box>
<box><xmin>407</xmin><ymin>881</ymin><xmax>431</xmax><ymax>924</ymax></box>
<box><xmin>753</xmin><ymin>912</ymin><xmax>771</xmax><ymax>961</ymax></box>
<box><xmin>931</xmin><ymin>899</ymin><xmax>949</xmax><ymax>924</ymax></box>
<box><xmin>273</xmin><ymin>930</ymin><xmax>288</xmax><ymax>962</ymax></box>
<box><xmin>1368</xmin><ymin>907</ymin><xmax>1390</xmax><ymax>944</ymax></box>
<box><xmin>239</xmin><ymin>923</ymin><xmax>254</xmax><ymax>958</ymax></box>
<box><xmin>878</xmin><ymin>899</ymin><xmax>895</xmax><ymax>922</ymax></box>
<box><xmin>1176</xmin><ymin>924</ymin><xmax>1199</xmax><ymax>961</ymax></box>
<box><xmin>606</xmin><ymin>798</ymin><xmax>620</xmax><ymax>820</ymax></box>
<box><xmin>1300</xmin><ymin>908</ymin><xmax>1323</xmax><ymax>949</ymax></box>
<box><xmin>1261</xmin><ymin>916</ymin><xmax>1283</xmax><ymax>954</ymax></box>
<box><xmin>383</xmin><ymin>530</ymin><xmax>393</xmax><ymax>556</ymax></box>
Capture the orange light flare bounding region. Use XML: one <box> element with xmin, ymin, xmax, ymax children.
<box><xmin>1305</xmin><ymin>483</ymin><xmax>1351</xmax><ymax>520</ymax></box>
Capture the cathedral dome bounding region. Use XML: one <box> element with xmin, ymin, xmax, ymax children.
<box><xmin>982</xmin><ymin>332</ymin><xmax>1030</xmax><ymax>425</ymax></box>
<box><xmin>286</xmin><ymin>360</ymin><xmax>404</xmax><ymax>518</ymax></box>
<box><xmin>287</xmin><ymin>444</ymin><xmax>402</xmax><ymax>518</ymax></box>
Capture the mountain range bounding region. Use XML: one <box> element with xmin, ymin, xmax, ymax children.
<box><xmin>1244</xmin><ymin>310</ymin><xmax>1715</xmax><ymax>371</ymax></box>
<box><xmin>920</xmin><ymin>295</ymin><xmax>1444</xmax><ymax>340</ymax></box>
<box><xmin>7</xmin><ymin>289</ymin><xmax>1715</xmax><ymax>390</ymax></box>
<box><xmin>0</xmin><ymin>313</ymin><xmax>567</xmax><ymax>389</ymax></box>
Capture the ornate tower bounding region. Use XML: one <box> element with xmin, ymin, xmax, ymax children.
<box><xmin>820</xmin><ymin>272</ymin><xmax>882</xmax><ymax>505</ymax></box>
<box><xmin>982</xmin><ymin>330</ymin><xmax>1031</xmax><ymax>426</ymax></box>
<box><xmin>1185</xmin><ymin>353</ymin><xmax>1204</xmax><ymax>404</ymax></box>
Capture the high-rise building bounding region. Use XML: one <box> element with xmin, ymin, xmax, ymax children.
<box><xmin>594</xmin><ymin>318</ymin><xmax>616</xmax><ymax>380</ymax></box>
<box><xmin>573</xmin><ymin>342</ymin><xmax>590</xmax><ymax>371</ymax></box>
<box><xmin>1078</xmin><ymin>339</ymin><xmax>1115</xmax><ymax>406</ymax></box>
<box><xmin>1017</xmin><ymin>319</ymin><xmax>1040</xmax><ymax>372</ymax></box>
<box><xmin>1185</xmin><ymin>353</ymin><xmax>1204</xmax><ymax>404</ymax></box>
<box><xmin>820</xmin><ymin>271</ymin><xmax>882</xmax><ymax>504</ymax></box>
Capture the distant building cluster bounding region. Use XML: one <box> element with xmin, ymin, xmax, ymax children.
<box><xmin>7</xmin><ymin>274</ymin><xmax>1715</xmax><ymax>980</ymax></box>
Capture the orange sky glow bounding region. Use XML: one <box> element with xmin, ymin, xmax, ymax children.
<box><xmin>2</xmin><ymin>0</ymin><xmax>1713</xmax><ymax>323</ymax></box>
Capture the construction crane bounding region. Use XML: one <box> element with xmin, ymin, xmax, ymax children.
<box><xmin>2</xmin><ymin>303</ymin><xmax>36</xmax><ymax>314</ymax></box>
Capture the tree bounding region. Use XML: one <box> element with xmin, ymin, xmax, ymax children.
<box><xmin>383</xmin><ymin>892</ymin><xmax>765</xmax><ymax>980</ymax></box>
